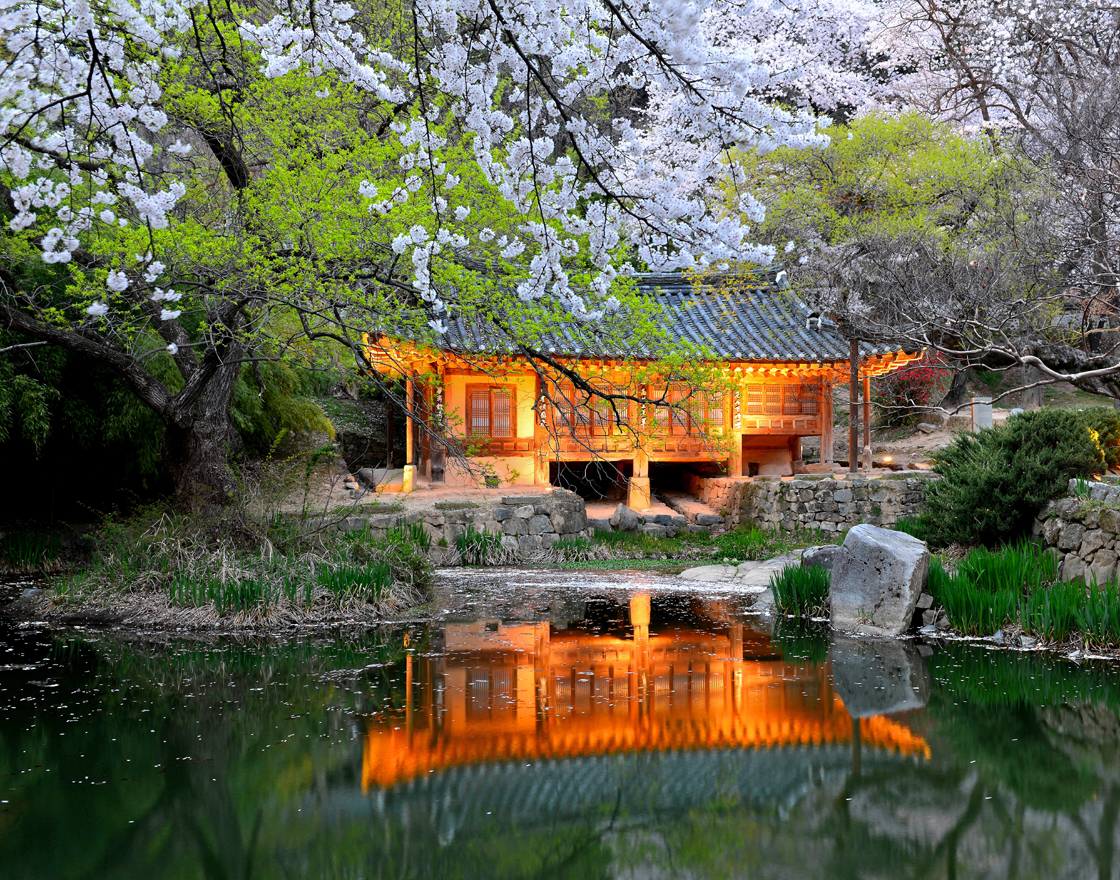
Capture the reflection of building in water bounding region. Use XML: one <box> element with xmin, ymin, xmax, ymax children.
<box><xmin>363</xmin><ymin>595</ymin><xmax>928</xmax><ymax>790</ymax></box>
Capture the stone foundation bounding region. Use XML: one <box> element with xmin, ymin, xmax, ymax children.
<box><xmin>681</xmin><ymin>472</ymin><xmax>932</xmax><ymax>534</ymax></box>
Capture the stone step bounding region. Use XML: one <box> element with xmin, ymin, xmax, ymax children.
<box><xmin>658</xmin><ymin>490</ymin><xmax>726</xmax><ymax>531</ymax></box>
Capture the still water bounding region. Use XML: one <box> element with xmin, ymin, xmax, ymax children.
<box><xmin>3</xmin><ymin>569</ymin><xmax>1120</xmax><ymax>879</ymax></box>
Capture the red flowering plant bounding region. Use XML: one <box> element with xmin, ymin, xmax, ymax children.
<box><xmin>872</xmin><ymin>354</ymin><xmax>950</xmax><ymax>427</ymax></box>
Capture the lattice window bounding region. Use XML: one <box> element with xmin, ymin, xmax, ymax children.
<box><xmin>783</xmin><ymin>385</ymin><xmax>801</xmax><ymax>415</ymax></box>
<box><xmin>467</xmin><ymin>385</ymin><xmax>516</xmax><ymax>437</ymax></box>
<box><xmin>707</xmin><ymin>394</ymin><xmax>725</xmax><ymax>428</ymax></box>
<box><xmin>765</xmin><ymin>384</ymin><xmax>782</xmax><ymax>414</ymax></box>
<box><xmin>746</xmin><ymin>385</ymin><xmax>764</xmax><ymax>414</ymax></box>
<box><xmin>799</xmin><ymin>383</ymin><xmax>819</xmax><ymax>415</ymax></box>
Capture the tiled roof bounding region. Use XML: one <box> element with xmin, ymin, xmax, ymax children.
<box><xmin>425</xmin><ymin>269</ymin><xmax>898</xmax><ymax>363</ymax></box>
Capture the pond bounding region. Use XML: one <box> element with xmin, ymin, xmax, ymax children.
<box><xmin>3</xmin><ymin>568</ymin><xmax>1120</xmax><ymax>879</ymax></box>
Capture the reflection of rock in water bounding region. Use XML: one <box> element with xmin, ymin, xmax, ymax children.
<box><xmin>1041</xmin><ymin>701</ymin><xmax>1120</xmax><ymax>781</ymax></box>
<box><xmin>830</xmin><ymin>635</ymin><xmax>930</xmax><ymax>717</ymax></box>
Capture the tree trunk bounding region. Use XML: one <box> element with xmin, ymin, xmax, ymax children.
<box><xmin>159</xmin><ymin>354</ymin><xmax>244</xmax><ymax>510</ymax></box>
<box><xmin>940</xmin><ymin>365</ymin><xmax>972</xmax><ymax>410</ymax></box>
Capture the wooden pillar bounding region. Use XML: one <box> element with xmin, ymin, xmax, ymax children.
<box><xmin>403</xmin><ymin>376</ymin><xmax>415</xmax><ymax>492</ymax></box>
<box><xmin>821</xmin><ymin>381</ymin><xmax>834</xmax><ymax>465</ymax></box>
<box><xmin>628</xmin><ymin>385</ymin><xmax>651</xmax><ymax>510</ymax></box>
<box><xmin>862</xmin><ymin>375</ymin><xmax>872</xmax><ymax>471</ymax></box>
<box><xmin>385</xmin><ymin>393</ymin><xmax>395</xmax><ymax>467</ymax></box>
<box><xmin>849</xmin><ymin>340</ymin><xmax>859</xmax><ymax>475</ymax></box>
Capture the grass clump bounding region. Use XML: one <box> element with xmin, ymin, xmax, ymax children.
<box><xmin>921</xmin><ymin>409</ymin><xmax>1103</xmax><ymax>547</ymax></box>
<box><xmin>1020</xmin><ymin>580</ymin><xmax>1081</xmax><ymax>643</ymax></box>
<box><xmin>457</xmin><ymin>524</ymin><xmax>502</xmax><ymax>566</ymax></box>
<box><xmin>770</xmin><ymin>564</ymin><xmax>830</xmax><ymax>617</ymax></box>
<box><xmin>1074</xmin><ymin>582</ymin><xmax>1120</xmax><ymax>650</ymax></box>
<box><xmin>51</xmin><ymin>506</ymin><xmax>432</xmax><ymax>625</ymax></box>
<box><xmin>588</xmin><ymin>523</ymin><xmax>834</xmax><ymax>564</ymax></box>
<box><xmin>2</xmin><ymin>532</ymin><xmax>61</xmax><ymax>571</ymax></box>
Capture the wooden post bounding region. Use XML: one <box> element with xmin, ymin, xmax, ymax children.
<box><xmin>862</xmin><ymin>375</ymin><xmax>872</xmax><ymax>471</ymax></box>
<box><xmin>403</xmin><ymin>376</ymin><xmax>415</xmax><ymax>492</ymax></box>
<box><xmin>820</xmin><ymin>382</ymin><xmax>834</xmax><ymax>466</ymax></box>
<box><xmin>849</xmin><ymin>340</ymin><xmax>859</xmax><ymax>475</ymax></box>
<box><xmin>385</xmin><ymin>393</ymin><xmax>395</xmax><ymax>467</ymax></box>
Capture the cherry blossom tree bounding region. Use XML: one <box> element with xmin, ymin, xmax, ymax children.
<box><xmin>0</xmin><ymin>0</ymin><xmax>879</xmax><ymax>506</ymax></box>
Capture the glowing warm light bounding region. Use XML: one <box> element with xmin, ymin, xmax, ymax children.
<box><xmin>360</xmin><ymin>610</ymin><xmax>929</xmax><ymax>790</ymax></box>
<box><xmin>882</xmin><ymin>456</ymin><xmax>893</xmax><ymax>463</ymax></box>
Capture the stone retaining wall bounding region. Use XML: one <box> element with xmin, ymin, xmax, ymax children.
<box><xmin>313</xmin><ymin>489</ymin><xmax>591</xmax><ymax>563</ymax></box>
<box><xmin>682</xmin><ymin>473</ymin><xmax>932</xmax><ymax>533</ymax></box>
<box><xmin>1034</xmin><ymin>479</ymin><xmax>1120</xmax><ymax>583</ymax></box>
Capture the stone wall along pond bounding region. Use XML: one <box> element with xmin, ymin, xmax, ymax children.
<box><xmin>682</xmin><ymin>472</ymin><xmax>932</xmax><ymax>533</ymax></box>
<box><xmin>1034</xmin><ymin>478</ymin><xmax>1120</xmax><ymax>583</ymax></box>
<box><xmin>313</xmin><ymin>489</ymin><xmax>591</xmax><ymax>564</ymax></box>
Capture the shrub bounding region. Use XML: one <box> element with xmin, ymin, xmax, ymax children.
<box><xmin>770</xmin><ymin>564</ymin><xmax>830</xmax><ymax>617</ymax></box>
<box><xmin>872</xmin><ymin>354</ymin><xmax>950</xmax><ymax>427</ymax></box>
<box><xmin>1078</xmin><ymin>406</ymin><xmax>1120</xmax><ymax>469</ymax></box>
<box><xmin>921</xmin><ymin>409</ymin><xmax>1103</xmax><ymax>546</ymax></box>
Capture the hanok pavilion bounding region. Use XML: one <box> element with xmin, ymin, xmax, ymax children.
<box><xmin>366</xmin><ymin>269</ymin><xmax>918</xmax><ymax>509</ymax></box>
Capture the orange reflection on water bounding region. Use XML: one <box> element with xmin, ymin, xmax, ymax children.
<box><xmin>363</xmin><ymin>596</ymin><xmax>928</xmax><ymax>790</ymax></box>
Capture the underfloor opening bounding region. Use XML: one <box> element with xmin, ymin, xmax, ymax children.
<box><xmin>550</xmin><ymin>460</ymin><xmax>632</xmax><ymax>501</ymax></box>
<box><xmin>649</xmin><ymin>461</ymin><xmax>726</xmax><ymax>500</ymax></box>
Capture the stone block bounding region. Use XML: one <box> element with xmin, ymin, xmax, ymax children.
<box><xmin>830</xmin><ymin>524</ymin><xmax>930</xmax><ymax>637</ymax></box>
<box><xmin>501</xmin><ymin>517</ymin><xmax>527</xmax><ymax>536</ymax></box>
<box><xmin>518</xmin><ymin>534</ymin><xmax>543</xmax><ymax>554</ymax></box>
<box><xmin>529</xmin><ymin>514</ymin><xmax>554</xmax><ymax>535</ymax></box>
<box><xmin>1101</xmin><ymin>508</ymin><xmax>1120</xmax><ymax>535</ymax></box>
<box><xmin>916</xmin><ymin>592</ymin><xmax>934</xmax><ymax>610</ymax></box>
<box><xmin>610</xmin><ymin>504</ymin><xmax>644</xmax><ymax>532</ymax></box>
<box><xmin>514</xmin><ymin>505</ymin><xmax>535</xmax><ymax>519</ymax></box>
<box><xmin>1091</xmin><ymin>549</ymin><xmax>1118</xmax><ymax>585</ymax></box>
<box><xmin>834</xmin><ymin>488</ymin><xmax>853</xmax><ymax>503</ymax></box>
<box><xmin>801</xmin><ymin>544</ymin><xmax>841</xmax><ymax>572</ymax></box>
<box><xmin>500</xmin><ymin>535</ymin><xmax>520</xmax><ymax>553</ymax></box>
<box><xmin>1043</xmin><ymin>517</ymin><xmax>1063</xmax><ymax>545</ymax></box>
<box><xmin>696</xmin><ymin>513</ymin><xmax>724</xmax><ymax>526</ymax></box>
<box><xmin>640</xmin><ymin>524</ymin><xmax>668</xmax><ymax>538</ymax></box>
<box><xmin>494</xmin><ymin>507</ymin><xmax>513</xmax><ymax>522</ymax></box>
<box><xmin>1064</xmin><ymin>553</ymin><xmax>1087</xmax><ymax>583</ymax></box>
<box><xmin>1081</xmin><ymin>529</ymin><xmax>1108</xmax><ymax>559</ymax></box>
<box><xmin>1058</xmin><ymin>522</ymin><xmax>1086</xmax><ymax>552</ymax></box>
<box><xmin>587</xmin><ymin>517</ymin><xmax>613</xmax><ymax>533</ymax></box>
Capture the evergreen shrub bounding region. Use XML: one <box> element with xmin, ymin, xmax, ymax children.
<box><xmin>920</xmin><ymin>409</ymin><xmax>1103</xmax><ymax>547</ymax></box>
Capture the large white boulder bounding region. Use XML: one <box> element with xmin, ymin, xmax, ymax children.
<box><xmin>830</xmin><ymin>524</ymin><xmax>929</xmax><ymax>637</ymax></box>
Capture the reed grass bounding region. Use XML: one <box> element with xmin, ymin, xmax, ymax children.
<box><xmin>770</xmin><ymin>564</ymin><xmax>830</xmax><ymax>617</ymax></box>
<box><xmin>3</xmin><ymin>532</ymin><xmax>61</xmax><ymax>570</ymax></box>
<box><xmin>1020</xmin><ymin>580</ymin><xmax>1081</xmax><ymax>643</ymax></box>
<box><xmin>456</xmin><ymin>524</ymin><xmax>503</xmax><ymax>566</ymax></box>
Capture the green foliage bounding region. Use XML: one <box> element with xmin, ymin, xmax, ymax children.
<box><xmin>1073</xmin><ymin>581</ymin><xmax>1120</xmax><ymax>649</ymax></box>
<box><xmin>1077</xmin><ymin>406</ymin><xmax>1120</xmax><ymax>468</ymax></box>
<box><xmin>921</xmin><ymin>409</ymin><xmax>1103</xmax><ymax>546</ymax></box>
<box><xmin>2</xmin><ymin>532</ymin><xmax>61</xmax><ymax>570</ymax></box>
<box><xmin>892</xmin><ymin>516</ymin><xmax>928</xmax><ymax>542</ymax></box>
<box><xmin>230</xmin><ymin>361</ymin><xmax>335</xmax><ymax>457</ymax></box>
<box><xmin>956</xmin><ymin>539</ymin><xmax>1059</xmax><ymax>595</ymax></box>
<box><xmin>770</xmin><ymin>564</ymin><xmax>830</xmax><ymax>617</ymax></box>
<box><xmin>1020</xmin><ymin>580</ymin><xmax>1081</xmax><ymax>643</ymax></box>
<box><xmin>457</xmin><ymin>524</ymin><xmax>502</xmax><ymax>565</ymax></box>
<box><xmin>938</xmin><ymin>572</ymin><xmax>1018</xmax><ymax>636</ymax></box>
<box><xmin>769</xmin><ymin>618</ymin><xmax>830</xmax><ymax>664</ymax></box>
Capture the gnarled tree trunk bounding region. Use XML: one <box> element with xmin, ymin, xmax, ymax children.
<box><xmin>159</xmin><ymin>346</ymin><xmax>244</xmax><ymax>510</ymax></box>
